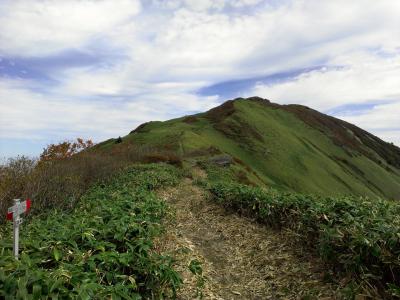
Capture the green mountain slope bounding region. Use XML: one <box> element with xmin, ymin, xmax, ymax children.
<box><xmin>97</xmin><ymin>97</ymin><xmax>400</xmax><ymax>199</ymax></box>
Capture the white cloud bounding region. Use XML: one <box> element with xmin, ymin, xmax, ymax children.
<box><xmin>150</xmin><ymin>0</ymin><xmax>264</xmax><ymax>11</ymax></box>
<box><xmin>1</xmin><ymin>0</ymin><xmax>400</xmax><ymax>152</ymax></box>
<box><xmin>246</xmin><ymin>51</ymin><xmax>400</xmax><ymax>144</ymax></box>
<box><xmin>3</xmin><ymin>0</ymin><xmax>399</xmax><ymax>78</ymax></box>
<box><xmin>248</xmin><ymin>52</ymin><xmax>400</xmax><ymax>110</ymax></box>
<box><xmin>182</xmin><ymin>0</ymin><xmax>226</xmax><ymax>11</ymax></box>
<box><xmin>338</xmin><ymin>102</ymin><xmax>400</xmax><ymax>146</ymax></box>
<box><xmin>230</xmin><ymin>0</ymin><xmax>264</xmax><ymax>8</ymax></box>
<box><xmin>0</xmin><ymin>78</ymin><xmax>218</xmax><ymax>142</ymax></box>
<box><xmin>0</xmin><ymin>0</ymin><xmax>141</xmax><ymax>56</ymax></box>
<box><xmin>2</xmin><ymin>0</ymin><xmax>400</xmax><ymax>81</ymax></box>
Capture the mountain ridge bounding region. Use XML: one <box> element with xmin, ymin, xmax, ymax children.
<box><xmin>97</xmin><ymin>97</ymin><xmax>400</xmax><ymax>200</ymax></box>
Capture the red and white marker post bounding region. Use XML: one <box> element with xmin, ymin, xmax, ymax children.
<box><xmin>7</xmin><ymin>199</ymin><xmax>31</xmax><ymax>260</ymax></box>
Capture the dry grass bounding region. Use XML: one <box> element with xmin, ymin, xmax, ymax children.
<box><xmin>0</xmin><ymin>147</ymin><xmax>183</xmax><ymax>222</ymax></box>
<box><xmin>143</xmin><ymin>153</ymin><xmax>183</xmax><ymax>167</ymax></box>
<box><xmin>0</xmin><ymin>154</ymin><xmax>124</xmax><ymax>220</ymax></box>
<box><xmin>156</xmin><ymin>175</ymin><xmax>341</xmax><ymax>299</ymax></box>
<box><xmin>0</xmin><ymin>156</ymin><xmax>36</xmax><ymax>220</ymax></box>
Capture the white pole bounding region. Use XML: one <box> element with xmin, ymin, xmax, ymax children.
<box><xmin>13</xmin><ymin>199</ymin><xmax>20</xmax><ymax>260</ymax></box>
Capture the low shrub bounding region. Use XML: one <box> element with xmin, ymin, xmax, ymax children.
<box><xmin>0</xmin><ymin>156</ymin><xmax>36</xmax><ymax>223</ymax></box>
<box><xmin>0</xmin><ymin>144</ymin><xmax>183</xmax><ymax>223</ymax></box>
<box><xmin>0</xmin><ymin>164</ymin><xmax>182</xmax><ymax>298</ymax></box>
<box><xmin>0</xmin><ymin>153</ymin><xmax>124</xmax><ymax>222</ymax></box>
<box><xmin>207</xmin><ymin>181</ymin><xmax>400</xmax><ymax>297</ymax></box>
<box><xmin>143</xmin><ymin>153</ymin><xmax>182</xmax><ymax>167</ymax></box>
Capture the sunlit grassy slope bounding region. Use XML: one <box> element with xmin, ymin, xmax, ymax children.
<box><xmin>97</xmin><ymin>97</ymin><xmax>400</xmax><ymax>199</ymax></box>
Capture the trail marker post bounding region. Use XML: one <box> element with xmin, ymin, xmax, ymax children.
<box><xmin>7</xmin><ymin>198</ymin><xmax>31</xmax><ymax>260</ymax></box>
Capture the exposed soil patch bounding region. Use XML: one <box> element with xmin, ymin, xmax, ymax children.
<box><xmin>156</xmin><ymin>176</ymin><xmax>340</xmax><ymax>299</ymax></box>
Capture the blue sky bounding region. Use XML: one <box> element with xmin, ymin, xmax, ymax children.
<box><xmin>1</xmin><ymin>0</ymin><xmax>400</xmax><ymax>158</ymax></box>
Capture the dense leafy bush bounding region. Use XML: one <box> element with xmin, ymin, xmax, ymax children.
<box><xmin>0</xmin><ymin>164</ymin><xmax>182</xmax><ymax>299</ymax></box>
<box><xmin>207</xmin><ymin>182</ymin><xmax>400</xmax><ymax>296</ymax></box>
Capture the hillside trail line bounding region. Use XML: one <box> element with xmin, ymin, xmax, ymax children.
<box><xmin>155</xmin><ymin>170</ymin><xmax>339</xmax><ymax>299</ymax></box>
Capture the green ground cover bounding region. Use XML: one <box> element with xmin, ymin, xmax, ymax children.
<box><xmin>0</xmin><ymin>164</ymin><xmax>182</xmax><ymax>299</ymax></box>
<box><xmin>101</xmin><ymin>98</ymin><xmax>400</xmax><ymax>200</ymax></box>
<box><xmin>201</xmin><ymin>163</ymin><xmax>400</xmax><ymax>298</ymax></box>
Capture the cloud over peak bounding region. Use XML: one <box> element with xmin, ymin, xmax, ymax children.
<box><xmin>1</xmin><ymin>0</ymin><xmax>399</xmax><ymax>156</ymax></box>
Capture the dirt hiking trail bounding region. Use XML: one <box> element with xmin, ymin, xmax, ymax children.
<box><xmin>156</xmin><ymin>176</ymin><xmax>340</xmax><ymax>299</ymax></box>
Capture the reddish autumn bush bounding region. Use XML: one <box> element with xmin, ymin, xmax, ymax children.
<box><xmin>39</xmin><ymin>138</ymin><xmax>94</xmax><ymax>163</ymax></box>
<box><xmin>0</xmin><ymin>140</ymin><xmax>182</xmax><ymax>222</ymax></box>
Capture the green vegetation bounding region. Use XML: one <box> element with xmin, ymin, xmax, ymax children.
<box><xmin>0</xmin><ymin>143</ymin><xmax>182</xmax><ymax>222</ymax></box>
<box><xmin>0</xmin><ymin>164</ymin><xmax>183</xmax><ymax>299</ymax></box>
<box><xmin>1</xmin><ymin>97</ymin><xmax>400</xmax><ymax>298</ymax></box>
<box><xmin>201</xmin><ymin>167</ymin><xmax>400</xmax><ymax>297</ymax></box>
<box><xmin>98</xmin><ymin>97</ymin><xmax>400</xmax><ymax>200</ymax></box>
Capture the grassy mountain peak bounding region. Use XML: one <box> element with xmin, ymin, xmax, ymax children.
<box><xmin>97</xmin><ymin>97</ymin><xmax>400</xmax><ymax>199</ymax></box>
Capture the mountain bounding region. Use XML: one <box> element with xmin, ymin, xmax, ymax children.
<box><xmin>97</xmin><ymin>97</ymin><xmax>400</xmax><ymax>199</ymax></box>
